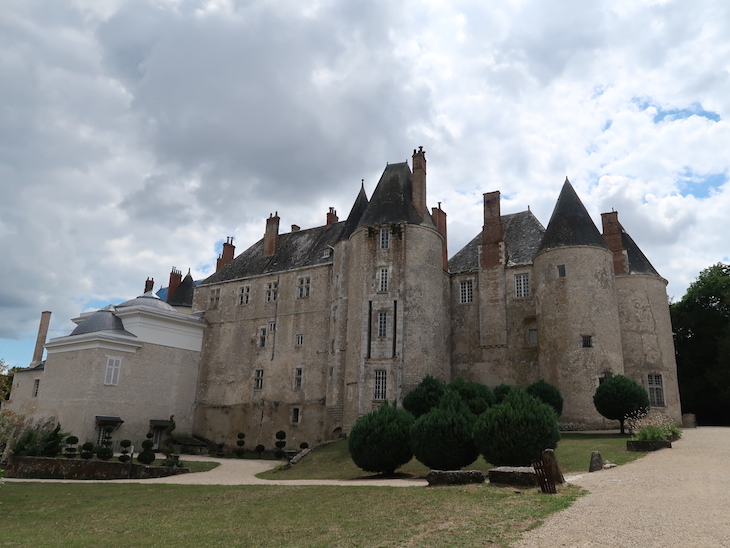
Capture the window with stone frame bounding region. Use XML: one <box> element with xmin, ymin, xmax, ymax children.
<box><xmin>258</xmin><ymin>327</ymin><xmax>267</xmax><ymax>347</ymax></box>
<box><xmin>105</xmin><ymin>357</ymin><xmax>121</xmax><ymax>386</ymax></box>
<box><xmin>377</xmin><ymin>312</ymin><xmax>387</xmax><ymax>338</ymax></box>
<box><xmin>515</xmin><ymin>273</ymin><xmax>530</xmax><ymax>298</ymax></box>
<box><xmin>238</xmin><ymin>285</ymin><xmax>250</xmax><ymax>305</ymax></box>
<box><xmin>459</xmin><ymin>279</ymin><xmax>473</xmax><ymax>303</ymax></box>
<box><xmin>294</xmin><ymin>367</ymin><xmax>303</xmax><ymax>389</ymax></box>
<box><xmin>528</xmin><ymin>329</ymin><xmax>538</xmax><ymax>345</ymax></box>
<box><xmin>582</xmin><ymin>335</ymin><xmax>593</xmax><ymax>348</ymax></box>
<box><xmin>254</xmin><ymin>369</ymin><xmax>264</xmax><ymax>390</ymax></box>
<box><xmin>295</xmin><ymin>333</ymin><xmax>304</xmax><ymax>347</ymax></box>
<box><xmin>32</xmin><ymin>378</ymin><xmax>40</xmax><ymax>397</ymax></box>
<box><xmin>209</xmin><ymin>287</ymin><xmax>221</xmax><ymax>309</ymax></box>
<box><xmin>291</xmin><ymin>406</ymin><xmax>301</xmax><ymax>424</ymax></box>
<box><xmin>374</xmin><ymin>370</ymin><xmax>387</xmax><ymax>400</ymax></box>
<box><xmin>557</xmin><ymin>264</ymin><xmax>566</xmax><ymax>278</ymax></box>
<box><xmin>379</xmin><ymin>227</ymin><xmax>390</xmax><ymax>249</ymax></box>
<box><xmin>378</xmin><ymin>267</ymin><xmax>389</xmax><ymax>292</ymax></box>
<box><xmin>297</xmin><ymin>277</ymin><xmax>311</xmax><ymax>298</ymax></box>
<box><xmin>265</xmin><ymin>282</ymin><xmax>278</xmax><ymax>302</ymax></box>
<box><xmin>648</xmin><ymin>373</ymin><xmax>665</xmax><ymax>407</ymax></box>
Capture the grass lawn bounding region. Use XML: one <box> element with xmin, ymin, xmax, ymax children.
<box><xmin>258</xmin><ymin>433</ymin><xmax>644</xmax><ymax>481</ymax></box>
<box><xmin>0</xmin><ymin>482</ymin><xmax>583</xmax><ymax>547</ymax></box>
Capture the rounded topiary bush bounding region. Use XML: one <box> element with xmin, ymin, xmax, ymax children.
<box><xmin>254</xmin><ymin>444</ymin><xmax>265</xmax><ymax>456</ymax></box>
<box><xmin>348</xmin><ymin>401</ymin><xmax>414</xmax><ymax>475</ymax></box>
<box><xmin>118</xmin><ymin>439</ymin><xmax>132</xmax><ymax>463</ymax></box>
<box><xmin>593</xmin><ymin>374</ymin><xmax>650</xmax><ymax>434</ymax></box>
<box><xmin>299</xmin><ymin>442</ymin><xmax>309</xmax><ymax>450</ymax></box>
<box><xmin>64</xmin><ymin>435</ymin><xmax>79</xmax><ymax>459</ymax></box>
<box><xmin>403</xmin><ymin>376</ymin><xmax>446</xmax><ymax>419</ymax></box>
<box><xmin>137</xmin><ymin>438</ymin><xmax>156</xmax><ymax>465</ymax></box>
<box><xmin>235</xmin><ymin>432</ymin><xmax>245</xmax><ymax>458</ymax></box>
<box><xmin>447</xmin><ymin>378</ymin><xmax>495</xmax><ymax>416</ymax></box>
<box><xmin>410</xmin><ymin>391</ymin><xmax>479</xmax><ymax>470</ymax></box>
<box><xmin>80</xmin><ymin>441</ymin><xmax>94</xmax><ymax>460</ymax></box>
<box><xmin>526</xmin><ymin>379</ymin><xmax>564</xmax><ymax>417</ymax></box>
<box><xmin>474</xmin><ymin>389</ymin><xmax>560</xmax><ymax>466</ymax></box>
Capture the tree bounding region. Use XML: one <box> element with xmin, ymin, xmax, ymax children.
<box><xmin>593</xmin><ymin>375</ymin><xmax>650</xmax><ymax>434</ymax></box>
<box><xmin>402</xmin><ymin>376</ymin><xmax>446</xmax><ymax>419</ymax></box>
<box><xmin>493</xmin><ymin>383</ymin><xmax>514</xmax><ymax>404</ymax></box>
<box><xmin>0</xmin><ymin>359</ymin><xmax>18</xmax><ymax>401</ymax></box>
<box><xmin>446</xmin><ymin>378</ymin><xmax>495</xmax><ymax>416</ymax></box>
<box><xmin>348</xmin><ymin>401</ymin><xmax>414</xmax><ymax>475</ymax></box>
<box><xmin>473</xmin><ymin>389</ymin><xmax>560</xmax><ymax>466</ymax></box>
<box><xmin>526</xmin><ymin>379</ymin><xmax>564</xmax><ymax>417</ymax></box>
<box><xmin>671</xmin><ymin>263</ymin><xmax>730</xmax><ymax>425</ymax></box>
<box><xmin>410</xmin><ymin>390</ymin><xmax>479</xmax><ymax>470</ymax></box>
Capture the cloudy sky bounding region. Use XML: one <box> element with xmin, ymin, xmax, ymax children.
<box><xmin>2</xmin><ymin>0</ymin><xmax>729</xmax><ymax>367</ymax></box>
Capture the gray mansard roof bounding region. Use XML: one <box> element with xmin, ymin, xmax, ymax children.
<box><xmin>449</xmin><ymin>211</ymin><xmax>546</xmax><ymax>274</ymax></box>
<box><xmin>70</xmin><ymin>308</ymin><xmax>136</xmax><ymax>337</ymax></box>
<box><xmin>537</xmin><ymin>179</ymin><xmax>609</xmax><ymax>254</ymax></box>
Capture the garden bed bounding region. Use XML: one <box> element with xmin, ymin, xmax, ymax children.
<box><xmin>626</xmin><ymin>440</ymin><xmax>672</xmax><ymax>452</ymax></box>
<box><xmin>5</xmin><ymin>455</ymin><xmax>190</xmax><ymax>480</ymax></box>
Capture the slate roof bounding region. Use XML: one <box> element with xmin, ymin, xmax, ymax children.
<box><xmin>356</xmin><ymin>162</ymin><xmax>434</xmax><ymax>228</ymax></box>
<box><xmin>449</xmin><ymin>211</ymin><xmax>546</xmax><ymax>274</ymax></box>
<box><xmin>168</xmin><ymin>272</ymin><xmax>196</xmax><ymax>306</ymax></box>
<box><xmin>621</xmin><ymin>226</ymin><xmax>661</xmax><ymax>277</ymax></box>
<box><xmin>70</xmin><ymin>309</ymin><xmax>136</xmax><ymax>337</ymax></box>
<box><xmin>117</xmin><ymin>291</ymin><xmax>177</xmax><ymax>311</ymax></box>
<box><xmin>537</xmin><ymin>179</ymin><xmax>609</xmax><ymax>254</ymax></box>
<box><xmin>341</xmin><ymin>184</ymin><xmax>369</xmax><ymax>240</ymax></box>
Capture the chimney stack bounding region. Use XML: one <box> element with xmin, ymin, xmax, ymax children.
<box><xmin>601</xmin><ymin>211</ymin><xmax>628</xmax><ymax>274</ymax></box>
<box><xmin>431</xmin><ymin>203</ymin><xmax>448</xmax><ymax>271</ymax></box>
<box><xmin>216</xmin><ymin>236</ymin><xmax>236</xmax><ymax>271</ymax></box>
<box><xmin>411</xmin><ymin>146</ymin><xmax>427</xmax><ymax>218</ymax></box>
<box><xmin>326</xmin><ymin>207</ymin><xmax>338</xmax><ymax>227</ymax></box>
<box><xmin>264</xmin><ymin>212</ymin><xmax>280</xmax><ymax>256</ymax></box>
<box><xmin>481</xmin><ymin>191</ymin><xmax>505</xmax><ymax>268</ymax></box>
<box><xmin>30</xmin><ymin>311</ymin><xmax>51</xmax><ymax>366</ymax></box>
<box><xmin>167</xmin><ymin>267</ymin><xmax>182</xmax><ymax>303</ymax></box>
<box><xmin>144</xmin><ymin>277</ymin><xmax>154</xmax><ymax>293</ymax></box>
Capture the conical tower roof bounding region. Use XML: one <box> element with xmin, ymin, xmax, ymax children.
<box><xmin>341</xmin><ymin>182</ymin><xmax>370</xmax><ymax>240</ymax></box>
<box><xmin>537</xmin><ymin>178</ymin><xmax>609</xmax><ymax>254</ymax></box>
<box><xmin>168</xmin><ymin>270</ymin><xmax>195</xmax><ymax>307</ymax></box>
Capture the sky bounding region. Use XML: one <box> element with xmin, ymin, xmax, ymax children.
<box><xmin>1</xmin><ymin>0</ymin><xmax>729</xmax><ymax>368</ymax></box>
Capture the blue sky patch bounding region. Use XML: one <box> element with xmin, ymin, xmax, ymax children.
<box><xmin>678</xmin><ymin>169</ymin><xmax>727</xmax><ymax>199</ymax></box>
<box><xmin>633</xmin><ymin>98</ymin><xmax>721</xmax><ymax>123</ymax></box>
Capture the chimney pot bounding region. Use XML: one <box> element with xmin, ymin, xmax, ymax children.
<box><xmin>264</xmin><ymin>213</ymin><xmax>280</xmax><ymax>256</ymax></box>
<box><xmin>30</xmin><ymin>311</ymin><xmax>52</xmax><ymax>366</ymax></box>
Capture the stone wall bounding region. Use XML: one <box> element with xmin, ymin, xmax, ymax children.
<box><xmin>5</xmin><ymin>456</ymin><xmax>188</xmax><ymax>480</ymax></box>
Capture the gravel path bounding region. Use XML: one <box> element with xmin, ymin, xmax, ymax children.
<box><xmin>514</xmin><ymin>427</ymin><xmax>730</xmax><ymax>548</ymax></box>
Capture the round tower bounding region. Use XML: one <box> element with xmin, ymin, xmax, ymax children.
<box><xmin>533</xmin><ymin>179</ymin><xmax>625</xmax><ymax>427</ymax></box>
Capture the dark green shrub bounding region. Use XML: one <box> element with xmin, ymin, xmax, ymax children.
<box><xmin>410</xmin><ymin>391</ymin><xmax>479</xmax><ymax>470</ymax></box>
<box><xmin>493</xmin><ymin>383</ymin><xmax>514</xmax><ymax>404</ymax></box>
<box><xmin>299</xmin><ymin>442</ymin><xmax>309</xmax><ymax>450</ymax></box>
<box><xmin>403</xmin><ymin>376</ymin><xmax>446</xmax><ymax>418</ymax></box>
<box><xmin>235</xmin><ymin>432</ymin><xmax>245</xmax><ymax>458</ymax></box>
<box><xmin>274</xmin><ymin>430</ymin><xmax>287</xmax><ymax>459</ymax></box>
<box><xmin>474</xmin><ymin>390</ymin><xmax>560</xmax><ymax>466</ymax></box>
<box><xmin>137</xmin><ymin>434</ymin><xmax>156</xmax><ymax>465</ymax></box>
<box><xmin>80</xmin><ymin>442</ymin><xmax>94</xmax><ymax>460</ymax></box>
<box><xmin>254</xmin><ymin>444</ymin><xmax>265</xmax><ymax>455</ymax></box>
<box><xmin>593</xmin><ymin>375</ymin><xmax>650</xmax><ymax>434</ymax></box>
<box><xmin>64</xmin><ymin>435</ymin><xmax>79</xmax><ymax>459</ymax></box>
<box><xmin>162</xmin><ymin>416</ymin><xmax>177</xmax><ymax>461</ymax></box>
<box><xmin>13</xmin><ymin>425</ymin><xmax>69</xmax><ymax>457</ymax></box>
<box><xmin>41</xmin><ymin>425</ymin><xmax>65</xmax><ymax>457</ymax></box>
<box><xmin>526</xmin><ymin>379</ymin><xmax>564</xmax><ymax>417</ymax></box>
<box><xmin>97</xmin><ymin>426</ymin><xmax>114</xmax><ymax>460</ymax></box>
<box><xmin>348</xmin><ymin>401</ymin><xmax>414</xmax><ymax>475</ymax></box>
<box><xmin>118</xmin><ymin>439</ymin><xmax>132</xmax><ymax>463</ymax></box>
<box><xmin>447</xmin><ymin>378</ymin><xmax>495</xmax><ymax>416</ymax></box>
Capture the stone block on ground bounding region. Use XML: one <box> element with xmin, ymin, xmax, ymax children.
<box><xmin>487</xmin><ymin>466</ymin><xmax>537</xmax><ymax>487</ymax></box>
<box><xmin>589</xmin><ymin>451</ymin><xmax>603</xmax><ymax>472</ymax></box>
<box><xmin>542</xmin><ymin>448</ymin><xmax>565</xmax><ymax>484</ymax></box>
<box><xmin>426</xmin><ymin>470</ymin><xmax>485</xmax><ymax>486</ymax></box>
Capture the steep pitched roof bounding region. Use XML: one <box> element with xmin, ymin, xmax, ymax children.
<box><xmin>620</xmin><ymin>227</ymin><xmax>661</xmax><ymax>277</ymax></box>
<box><xmin>167</xmin><ymin>271</ymin><xmax>196</xmax><ymax>306</ymax></box>
<box><xmin>200</xmin><ymin>222</ymin><xmax>347</xmax><ymax>285</ymax></box>
<box><xmin>448</xmin><ymin>211</ymin><xmax>546</xmax><ymax>274</ymax></box>
<box><xmin>341</xmin><ymin>183</ymin><xmax>369</xmax><ymax>240</ymax></box>
<box><xmin>537</xmin><ymin>179</ymin><xmax>609</xmax><ymax>254</ymax></box>
<box><xmin>356</xmin><ymin>162</ymin><xmax>434</xmax><ymax>228</ymax></box>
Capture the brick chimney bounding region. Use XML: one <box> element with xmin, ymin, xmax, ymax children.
<box><xmin>167</xmin><ymin>267</ymin><xmax>182</xmax><ymax>303</ymax></box>
<box><xmin>326</xmin><ymin>207</ymin><xmax>338</xmax><ymax>227</ymax></box>
<box><xmin>481</xmin><ymin>191</ymin><xmax>505</xmax><ymax>268</ymax></box>
<box><xmin>144</xmin><ymin>277</ymin><xmax>154</xmax><ymax>293</ymax></box>
<box><xmin>291</xmin><ymin>224</ymin><xmax>300</xmax><ymax>232</ymax></box>
<box><xmin>264</xmin><ymin>212</ymin><xmax>280</xmax><ymax>256</ymax></box>
<box><xmin>601</xmin><ymin>211</ymin><xmax>628</xmax><ymax>275</ymax></box>
<box><xmin>412</xmin><ymin>146</ymin><xmax>427</xmax><ymax>218</ymax></box>
<box><xmin>216</xmin><ymin>236</ymin><xmax>236</xmax><ymax>271</ymax></box>
<box><xmin>30</xmin><ymin>311</ymin><xmax>51</xmax><ymax>366</ymax></box>
<box><xmin>431</xmin><ymin>202</ymin><xmax>448</xmax><ymax>271</ymax></box>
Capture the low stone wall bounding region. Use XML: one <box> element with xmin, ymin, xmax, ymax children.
<box><xmin>487</xmin><ymin>466</ymin><xmax>538</xmax><ymax>487</ymax></box>
<box><xmin>626</xmin><ymin>440</ymin><xmax>672</xmax><ymax>452</ymax></box>
<box><xmin>5</xmin><ymin>456</ymin><xmax>189</xmax><ymax>480</ymax></box>
<box><xmin>426</xmin><ymin>470</ymin><xmax>485</xmax><ymax>486</ymax></box>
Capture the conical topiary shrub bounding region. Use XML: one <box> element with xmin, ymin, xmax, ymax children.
<box><xmin>274</xmin><ymin>430</ymin><xmax>287</xmax><ymax>459</ymax></box>
<box><xmin>348</xmin><ymin>401</ymin><xmax>414</xmax><ymax>475</ymax></box>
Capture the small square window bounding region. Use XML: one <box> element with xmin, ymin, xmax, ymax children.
<box><xmin>254</xmin><ymin>369</ymin><xmax>264</xmax><ymax>390</ymax></box>
<box><xmin>379</xmin><ymin>267</ymin><xmax>389</xmax><ymax>292</ymax></box>
<box><xmin>268</xmin><ymin>321</ymin><xmax>276</xmax><ymax>333</ymax></box>
<box><xmin>528</xmin><ymin>329</ymin><xmax>538</xmax><ymax>345</ymax></box>
<box><xmin>295</xmin><ymin>333</ymin><xmax>304</xmax><ymax>347</ymax></box>
<box><xmin>557</xmin><ymin>265</ymin><xmax>566</xmax><ymax>278</ymax></box>
<box><xmin>298</xmin><ymin>277</ymin><xmax>311</xmax><ymax>298</ymax></box>
<box><xmin>322</xmin><ymin>248</ymin><xmax>332</xmax><ymax>258</ymax></box>
<box><xmin>459</xmin><ymin>280</ymin><xmax>473</xmax><ymax>304</ymax></box>
<box><xmin>515</xmin><ymin>273</ymin><xmax>530</xmax><ymax>298</ymax></box>
<box><xmin>378</xmin><ymin>312</ymin><xmax>387</xmax><ymax>338</ymax></box>
<box><xmin>265</xmin><ymin>282</ymin><xmax>278</xmax><ymax>302</ymax></box>
<box><xmin>582</xmin><ymin>335</ymin><xmax>593</xmax><ymax>348</ymax></box>
<box><xmin>379</xmin><ymin>227</ymin><xmax>390</xmax><ymax>249</ymax></box>
<box><xmin>238</xmin><ymin>286</ymin><xmax>250</xmax><ymax>305</ymax></box>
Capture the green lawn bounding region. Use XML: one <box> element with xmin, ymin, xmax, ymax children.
<box><xmin>0</xmin><ymin>482</ymin><xmax>583</xmax><ymax>547</ymax></box>
<box><xmin>258</xmin><ymin>433</ymin><xmax>644</xmax><ymax>480</ymax></box>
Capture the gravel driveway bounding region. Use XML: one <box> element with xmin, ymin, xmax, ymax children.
<box><xmin>514</xmin><ymin>427</ymin><xmax>730</xmax><ymax>548</ymax></box>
